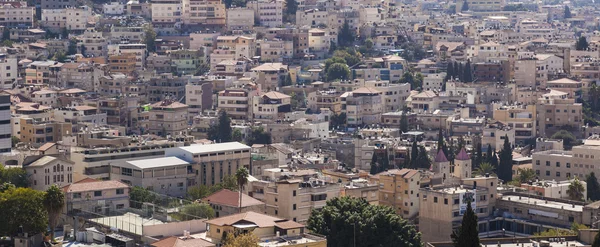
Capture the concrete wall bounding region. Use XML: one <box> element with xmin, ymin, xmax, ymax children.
<box><xmin>143</xmin><ymin>219</ymin><xmax>207</xmax><ymax>238</ymax></box>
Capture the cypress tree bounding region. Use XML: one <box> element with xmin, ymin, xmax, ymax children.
<box><xmin>587</xmin><ymin>172</ymin><xmax>600</xmax><ymax>201</ymax></box>
<box><xmin>464</xmin><ymin>60</ymin><xmax>473</xmax><ymax>82</ymax></box>
<box><xmin>491</xmin><ymin>149</ymin><xmax>499</xmax><ymax>170</ymax></box>
<box><xmin>400</xmin><ymin>111</ymin><xmax>409</xmax><ymax>133</ymax></box>
<box><xmin>457</xmin><ymin>62</ymin><xmax>464</xmax><ymax>82</ymax></box>
<box><xmin>474</xmin><ymin>141</ymin><xmax>482</xmax><ymax>169</ymax></box>
<box><xmin>410</xmin><ymin>140</ymin><xmax>419</xmax><ymax>169</ymax></box>
<box><xmin>451</xmin><ymin>199</ymin><xmax>480</xmax><ymax>247</ymax></box>
<box><xmin>498</xmin><ymin>135</ymin><xmax>513</xmax><ymax>182</ymax></box>
<box><xmin>485</xmin><ymin>144</ymin><xmax>493</xmax><ymax>163</ymax></box>
<box><xmin>418</xmin><ymin>146</ymin><xmax>431</xmax><ymax>169</ymax></box>
<box><xmin>453</xmin><ymin>61</ymin><xmax>460</xmax><ymax>80</ymax></box>
<box><xmin>445</xmin><ymin>62</ymin><xmax>454</xmax><ymax>81</ymax></box>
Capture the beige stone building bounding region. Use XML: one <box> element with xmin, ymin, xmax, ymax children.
<box><xmin>202</xmin><ymin>189</ymin><xmax>266</xmax><ymax>217</ymax></box>
<box><xmin>533</xmin><ymin>138</ymin><xmax>600</xmax><ymax>180</ymax></box>
<box><xmin>536</xmin><ymin>90</ymin><xmax>582</xmax><ymax>137</ymax></box>
<box><xmin>203</xmin><ymin>211</ymin><xmax>326</xmax><ymax>246</ymax></box>
<box><xmin>63</xmin><ymin>179</ymin><xmax>130</xmax><ymax>214</ymax></box>
<box><xmin>183</xmin><ymin>0</ymin><xmax>226</xmax><ymax>26</ymax></box>
<box><xmin>19</xmin><ymin>118</ymin><xmax>72</xmax><ymax>147</ymax></box>
<box><xmin>492</xmin><ymin>103</ymin><xmax>536</xmax><ymax>145</ymax></box>
<box><xmin>24</xmin><ymin>155</ymin><xmax>74</xmax><ymax>191</ymax></box>
<box><xmin>369</xmin><ymin>169</ymin><xmax>421</xmax><ymax>219</ymax></box>
<box><xmin>252</xmin><ymin>91</ymin><xmax>291</xmax><ymax>121</ymax></box>
<box><xmin>419</xmin><ymin>176</ymin><xmax>498</xmax><ymax>242</ymax></box>
<box><xmin>146</xmin><ymin>101</ymin><xmax>189</xmax><ymax>137</ymax></box>
<box><xmin>341</xmin><ymin>87</ymin><xmax>383</xmax><ymax>126</ymax></box>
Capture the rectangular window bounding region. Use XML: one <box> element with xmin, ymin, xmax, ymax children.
<box><xmin>545</xmin><ymin>161</ymin><xmax>550</xmax><ymax>166</ymax></box>
<box><xmin>293</xmin><ymin>204</ymin><xmax>297</xmax><ymax>210</ymax></box>
<box><xmin>444</xmin><ymin>198</ymin><xmax>448</xmax><ymax>204</ymax></box>
<box><xmin>121</xmin><ymin>167</ymin><xmax>132</xmax><ymax>176</ymax></box>
<box><xmin>94</xmin><ymin>191</ymin><xmax>102</xmax><ymax>197</ymax></box>
<box><xmin>566</xmin><ymin>163</ymin><xmax>571</xmax><ymax>168</ymax></box>
<box><xmin>556</xmin><ymin>172</ymin><xmax>561</xmax><ymax>177</ymax></box>
<box><xmin>116</xmin><ymin>204</ymin><xmax>125</xmax><ymax>209</ymax></box>
<box><xmin>73</xmin><ymin>193</ymin><xmax>81</xmax><ymax>199</ymax></box>
<box><xmin>556</xmin><ymin>162</ymin><xmax>560</xmax><ymax>167</ymax></box>
<box><xmin>434</xmin><ymin>197</ymin><xmax>438</xmax><ymax>203</ymax></box>
<box><xmin>116</xmin><ymin>189</ymin><xmax>124</xmax><ymax>195</ymax></box>
<box><xmin>293</xmin><ymin>190</ymin><xmax>296</xmax><ymax>196</ymax></box>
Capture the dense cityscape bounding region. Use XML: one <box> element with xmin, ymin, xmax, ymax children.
<box><xmin>1</xmin><ymin>0</ymin><xmax>600</xmax><ymax>246</ymax></box>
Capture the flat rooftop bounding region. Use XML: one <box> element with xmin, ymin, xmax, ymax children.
<box><xmin>500</xmin><ymin>195</ymin><xmax>583</xmax><ymax>212</ymax></box>
<box><xmin>175</xmin><ymin>142</ymin><xmax>250</xmax><ymax>154</ymax></box>
<box><xmin>90</xmin><ymin>212</ymin><xmax>164</xmax><ymax>235</ymax></box>
<box><xmin>126</xmin><ymin>156</ymin><xmax>189</xmax><ymax>169</ymax></box>
<box><xmin>482</xmin><ymin>241</ymin><xmax>584</xmax><ymax>247</ymax></box>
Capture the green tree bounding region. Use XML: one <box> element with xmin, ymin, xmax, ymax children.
<box><xmin>194</xmin><ymin>60</ymin><xmax>210</xmax><ymax>76</ymax></box>
<box><xmin>463</xmin><ymin>60</ymin><xmax>473</xmax><ymax>82</ymax></box>
<box><xmin>0</xmin><ymin>187</ymin><xmax>47</xmax><ymax>236</ymax></box>
<box><xmin>417</xmin><ymin>146</ymin><xmax>431</xmax><ymax>169</ymax></box>
<box><xmin>517</xmin><ymin>168</ymin><xmax>536</xmax><ymax>183</ymax></box>
<box><xmin>333</xmin><ymin>49</ymin><xmax>361</xmax><ymax>67</ymax></box>
<box><xmin>187</xmin><ymin>185</ymin><xmax>211</xmax><ymax>201</ymax></box>
<box><xmin>461</xmin><ymin>0</ymin><xmax>469</xmax><ymax>11</ymax></box>
<box><xmin>330</xmin><ymin>112</ymin><xmax>346</xmax><ymax>130</ymax></box>
<box><xmin>453</xmin><ymin>61</ymin><xmax>460</xmax><ymax>79</ymax></box>
<box><xmin>445</xmin><ymin>62</ymin><xmax>454</xmax><ymax>81</ymax></box>
<box><xmin>490</xmin><ymin>149</ymin><xmax>499</xmax><ymax>169</ymax></box>
<box><xmin>370</xmin><ymin>152</ymin><xmax>378</xmax><ymax>175</ymax></box>
<box><xmin>44</xmin><ymin>185</ymin><xmax>65</xmax><ymax>240</ymax></box>
<box><xmin>593</xmin><ymin>231</ymin><xmax>600</xmax><ymax>247</ymax></box>
<box><xmin>551</xmin><ymin>130</ymin><xmax>578</xmax><ymax>150</ymax></box>
<box><xmin>485</xmin><ymin>144</ymin><xmax>493</xmax><ymax>163</ymax></box>
<box><xmin>326</xmin><ymin>63</ymin><xmax>351</xmax><ymax>81</ymax></box>
<box><xmin>1</xmin><ymin>40</ymin><xmax>12</xmax><ymax>47</ymax></box>
<box><xmin>474</xmin><ymin>140</ymin><xmax>482</xmax><ymax>169</ymax></box>
<box><xmin>400</xmin><ymin>111</ymin><xmax>409</xmax><ymax>133</ymax></box>
<box><xmin>130</xmin><ymin>186</ymin><xmax>157</xmax><ymax>208</ymax></box>
<box><xmin>144</xmin><ymin>24</ymin><xmax>157</xmax><ymax>53</ymax></box>
<box><xmin>567</xmin><ymin>177</ymin><xmax>585</xmax><ymax>201</ymax></box>
<box><xmin>587</xmin><ymin>172</ymin><xmax>600</xmax><ymax>201</ymax></box>
<box><xmin>61</xmin><ymin>27</ymin><xmax>68</xmax><ymax>39</ymax></box>
<box><xmin>410</xmin><ymin>139</ymin><xmax>419</xmax><ymax>169</ymax></box>
<box><xmin>285</xmin><ymin>0</ymin><xmax>297</xmax><ymax>15</ymax></box>
<box><xmin>247</xmin><ymin>127</ymin><xmax>272</xmax><ymax>146</ymax></box>
<box><xmin>307</xmin><ymin>197</ymin><xmax>422</xmax><ymax>247</ymax></box>
<box><xmin>364</xmin><ymin>38</ymin><xmax>374</xmax><ymax>50</ymax></box>
<box><xmin>473</xmin><ymin>162</ymin><xmax>495</xmax><ymax>176</ymax></box>
<box><xmin>223</xmin><ymin>233</ymin><xmax>260</xmax><ymax>247</ymax></box>
<box><xmin>232</xmin><ymin>129</ymin><xmax>243</xmax><ymax>142</ymax></box>
<box><xmin>11</xmin><ymin>136</ymin><xmax>19</xmax><ymax>147</ymax></box>
<box><xmin>324</xmin><ymin>56</ymin><xmax>346</xmax><ymax>72</ymax></box>
<box><xmin>337</xmin><ymin>21</ymin><xmax>355</xmax><ymax>47</ymax></box>
<box><xmin>576</xmin><ymin>36</ymin><xmax>589</xmax><ymax>51</ymax></box>
<box><xmin>283</xmin><ymin>73</ymin><xmax>293</xmax><ymax>86</ymax></box>
<box><xmin>451</xmin><ymin>198</ymin><xmax>479</xmax><ymax>247</ymax></box>
<box><xmin>208</xmin><ymin>110</ymin><xmax>233</xmax><ymax>143</ymax></box>
<box><xmin>498</xmin><ymin>135</ymin><xmax>513</xmax><ymax>182</ymax></box>
<box><xmin>2</xmin><ymin>28</ymin><xmax>9</xmax><ymax>41</ymax></box>
<box><xmin>235</xmin><ymin>167</ymin><xmax>249</xmax><ymax>213</ymax></box>
<box><xmin>54</xmin><ymin>51</ymin><xmax>67</xmax><ymax>63</ymax></box>
<box><xmin>180</xmin><ymin>203</ymin><xmax>215</xmax><ymax>220</ymax></box>
<box><xmin>67</xmin><ymin>38</ymin><xmax>78</xmax><ymax>55</ymax></box>
<box><xmin>564</xmin><ymin>5</ymin><xmax>572</xmax><ymax>18</ymax></box>
<box><xmin>0</xmin><ymin>165</ymin><xmax>28</xmax><ymax>187</ymax></box>
<box><xmin>222</xmin><ymin>174</ymin><xmax>238</xmax><ymax>191</ymax></box>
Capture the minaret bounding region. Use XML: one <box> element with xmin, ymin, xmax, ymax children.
<box><xmin>432</xmin><ymin>149</ymin><xmax>450</xmax><ymax>179</ymax></box>
<box><xmin>454</xmin><ymin>148</ymin><xmax>472</xmax><ymax>179</ymax></box>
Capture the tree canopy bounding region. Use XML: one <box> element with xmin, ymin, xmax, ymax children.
<box><xmin>338</xmin><ymin>21</ymin><xmax>355</xmax><ymax>48</ymax></box>
<box><xmin>576</xmin><ymin>36</ymin><xmax>589</xmax><ymax>51</ymax></box>
<box><xmin>567</xmin><ymin>178</ymin><xmax>585</xmax><ymax>201</ymax></box>
<box><xmin>307</xmin><ymin>196</ymin><xmax>422</xmax><ymax>247</ymax></box>
<box><xmin>326</xmin><ymin>63</ymin><xmax>351</xmax><ymax>82</ymax></box>
<box><xmin>0</xmin><ymin>187</ymin><xmax>48</xmax><ymax>236</ymax></box>
<box><xmin>180</xmin><ymin>203</ymin><xmax>215</xmax><ymax>220</ymax></box>
<box><xmin>551</xmin><ymin>130</ymin><xmax>579</xmax><ymax>150</ymax></box>
<box><xmin>0</xmin><ymin>165</ymin><xmax>29</xmax><ymax>187</ymax></box>
<box><xmin>497</xmin><ymin>136</ymin><xmax>513</xmax><ymax>182</ymax></box>
<box><xmin>130</xmin><ymin>186</ymin><xmax>158</xmax><ymax>208</ymax></box>
<box><xmin>451</xmin><ymin>199</ymin><xmax>479</xmax><ymax>247</ymax></box>
<box><xmin>208</xmin><ymin>110</ymin><xmax>233</xmax><ymax>143</ymax></box>
<box><xmin>223</xmin><ymin>233</ymin><xmax>260</xmax><ymax>247</ymax></box>
<box><xmin>247</xmin><ymin>127</ymin><xmax>272</xmax><ymax>146</ymax></box>
<box><xmin>44</xmin><ymin>185</ymin><xmax>65</xmax><ymax>239</ymax></box>
<box><xmin>587</xmin><ymin>172</ymin><xmax>600</xmax><ymax>201</ymax></box>
<box><xmin>144</xmin><ymin>24</ymin><xmax>157</xmax><ymax>53</ymax></box>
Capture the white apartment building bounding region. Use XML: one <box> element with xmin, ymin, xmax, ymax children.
<box><xmin>107</xmin><ymin>43</ymin><xmax>147</xmax><ymax>68</ymax></box>
<box><xmin>184</xmin><ymin>0</ymin><xmax>226</xmax><ymax>25</ymax></box>
<box><xmin>363</xmin><ymin>80</ymin><xmax>410</xmax><ymax>112</ymax></box>
<box><xmin>151</xmin><ymin>0</ymin><xmax>182</xmax><ymax>24</ymax></box>
<box><xmin>422</xmin><ymin>73</ymin><xmax>445</xmax><ymax>92</ymax></box>
<box><xmin>111</xmin><ymin>157</ymin><xmax>193</xmax><ymax>197</ymax></box>
<box><xmin>109</xmin><ymin>26</ymin><xmax>145</xmax><ymax>44</ymax></box>
<box><xmin>103</xmin><ymin>2</ymin><xmax>125</xmax><ymax>15</ymax></box>
<box><xmin>0</xmin><ymin>54</ymin><xmax>17</xmax><ymax>90</ymax></box>
<box><xmin>227</xmin><ymin>8</ymin><xmax>254</xmax><ymax>31</ymax></box>
<box><xmin>42</xmin><ymin>7</ymin><xmax>93</xmax><ymax>31</ymax></box>
<box><xmin>0</xmin><ymin>3</ymin><xmax>35</xmax><ymax>28</ymax></box>
<box><xmin>341</xmin><ymin>87</ymin><xmax>383</xmax><ymax>126</ymax></box>
<box><xmin>217</xmin><ymin>88</ymin><xmax>256</xmax><ymax>120</ymax></box>
<box><xmin>80</xmin><ymin>28</ymin><xmax>106</xmax><ymax>57</ymax></box>
<box><xmin>249</xmin><ymin>0</ymin><xmax>283</xmax><ymax>27</ymax></box>
<box><xmin>185</xmin><ymin>82</ymin><xmax>213</xmax><ymax>121</ymax></box>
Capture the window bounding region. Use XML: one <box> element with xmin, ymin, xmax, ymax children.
<box><xmin>116</xmin><ymin>189</ymin><xmax>124</xmax><ymax>195</ymax></box>
<box><xmin>116</xmin><ymin>204</ymin><xmax>125</xmax><ymax>209</ymax></box>
<box><xmin>546</xmin><ymin>171</ymin><xmax>550</xmax><ymax>176</ymax></box>
<box><xmin>454</xmin><ymin>198</ymin><xmax>459</xmax><ymax>204</ymax></box>
<box><xmin>122</xmin><ymin>168</ymin><xmax>132</xmax><ymax>176</ymax></box>
<box><xmin>434</xmin><ymin>197</ymin><xmax>438</xmax><ymax>203</ymax></box>
<box><xmin>556</xmin><ymin>172</ymin><xmax>561</xmax><ymax>177</ymax></box>
<box><xmin>94</xmin><ymin>191</ymin><xmax>102</xmax><ymax>197</ymax></box>
<box><xmin>73</xmin><ymin>193</ymin><xmax>81</xmax><ymax>199</ymax></box>
<box><xmin>444</xmin><ymin>198</ymin><xmax>448</xmax><ymax>204</ymax></box>
<box><xmin>567</xmin><ymin>163</ymin><xmax>571</xmax><ymax>168</ymax></box>
<box><xmin>293</xmin><ymin>204</ymin><xmax>296</xmax><ymax>210</ymax></box>
<box><xmin>536</xmin><ymin>160</ymin><xmax>540</xmax><ymax>165</ymax></box>
<box><xmin>546</xmin><ymin>161</ymin><xmax>550</xmax><ymax>166</ymax></box>
<box><xmin>556</xmin><ymin>162</ymin><xmax>560</xmax><ymax>167</ymax></box>
<box><xmin>293</xmin><ymin>190</ymin><xmax>296</xmax><ymax>196</ymax></box>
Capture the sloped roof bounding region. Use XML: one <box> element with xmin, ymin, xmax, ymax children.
<box><xmin>205</xmin><ymin>211</ymin><xmax>288</xmax><ymax>228</ymax></box>
<box><xmin>38</xmin><ymin>142</ymin><xmax>56</xmax><ymax>152</ymax></box>
<box><xmin>262</xmin><ymin>91</ymin><xmax>291</xmax><ymax>99</ymax></box>
<box><xmin>202</xmin><ymin>189</ymin><xmax>265</xmax><ymax>208</ymax></box>
<box><xmin>352</xmin><ymin>87</ymin><xmax>380</xmax><ymax>94</ymax></box>
<box><xmin>151</xmin><ymin>236</ymin><xmax>215</xmax><ymax>247</ymax></box>
<box><xmin>456</xmin><ymin>148</ymin><xmax>470</xmax><ymax>161</ymax></box>
<box><xmin>62</xmin><ymin>180</ymin><xmax>129</xmax><ymax>193</ymax></box>
<box><xmin>434</xmin><ymin>149</ymin><xmax>449</xmax><ymax>163</ymax></box>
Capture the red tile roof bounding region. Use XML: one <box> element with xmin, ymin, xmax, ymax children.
<box><xmin>202</xmin><ymin>189</ymin><xmax>264</xmax><ymax>208</ymax></box>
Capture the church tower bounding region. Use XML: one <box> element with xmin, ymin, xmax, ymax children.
<box><xmin>454</xmin><ymin>148</ymin><xmax>472</xmax><ymax>179</ymax></box>
<box><xmin>432</xmin><ymin>149</ymin><xmax>450</xmax><ymax>180</ymax></box>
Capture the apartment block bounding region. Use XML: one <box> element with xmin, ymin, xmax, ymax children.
<box><xmin>164</xmin><ymin>142</ymin><xmax>252</xmax><ymax>186</ymax></box>
<box><xmin>151</xmin><ymin>0</ymin><xmax>182</xmax><ymax>24</ymax></box>
<box><xmin>184</xmin><ymin>0</ymin><xmax>226</xmax><ymax>25</ymax></box>
<box><xmin>0</xmin><ymin>95</ymin><xmax>9</xmax><ymax>153</ymax></box>
<box><xmin>370</xmin><ymin>169</ymin><xmax>421</xmax><ymax>219</ymax></box>
<box><xmin>107</xmin><ymin>43</ymin><xmax>147</xmax><ymax>68</ymax></box>
<box><xmin>217</xmin><ymin>87</ymin><xmax>256</xmax><ymax>120</ymax></box>
<box><xmin>533</xmin><ymin>138</ymin><xmax>600</xmax><ymax>180</ymax></box>
<box><xmin>145</xmin><ymin>100</ymin><xmax>189</xmax><ymax>137</ymax></box>
<box><xmin>0</xmin><ymin>54</ymin><xmax>17</xmax><ymax>89</ymax></box>
<box><xmin>226</xmin><ymin>8</ymin><xmax>254</xmax><ymax>30</ymax></box>
<box><xmin>535</xmin><ymin>90</ymin><xmax>582</xmax><ymax>137</ymax></box>
<box><xmin>108</xmin><ymin>53</ymin><xmax>136</xmax><ymax>75</ymax></box>
<box><xmin>249</xmin><ymin>0</ymin><xmax>283</xmax><ymax>27</ymax></box>
<box><xmin>341</xmin><ymin>87</ymin><xmax>383</xmax><ymax>126</ymax></box>
<box><xmin>492</xmin><ymin>104</ymin><xmax>536</xmax><ymax>145</ymax></box>
<box><xmin>252</xmin><ymin>91</ymin><xmax>291</xmax><ymax>120</ymax></box>
<box><xmin>19</xmin><ymin>118</ymin><xmax>72</xmax><ymax>147</ymax></box>
<box><xmin>0</xmin><ymin>3</ymin><xmax>34</xmax><ymax>28</ymax></box>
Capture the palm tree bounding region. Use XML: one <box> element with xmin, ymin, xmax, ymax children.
<box><xmin>567</xmin><ymin>177</ymin><xmax>585</xmax><ymax>201</ymax></box>
<box><xmin>235</xmin><ymin>167</ymin><xmax>249</xmax><ymax>213</ymax></box>
<box><xmin>44</xmin><ymin>185</ymin><xmax>65</xmax><ymax>240</ymax></box>
<box><xmin>517</xmin><ymin>168</ymin><xmax>536</xmax><ymax>183</ymax></box>
<box><xmin>473</xmin><ymin>162</ymin><xmax>495</xmax><ymax>176</ymax></box>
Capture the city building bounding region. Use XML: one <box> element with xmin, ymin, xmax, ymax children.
<box><xmin>369</xmin><ymin>169</ymin><xmax>421</xmax><ymax>218</ymax></box>
<box><xmin>24</xmin><ymin>155</ymin><xmax>74</xmax><ymax>191</ymax></box>
<box><xmin>63</xmin><ymin>179</ymin><xmax>130</xmax><ymax>214</ymax></box>
<box><xmin>202</xmin><ymin>188</ymin><xmax>266</xmax><ymax>217</ymax></box>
